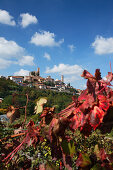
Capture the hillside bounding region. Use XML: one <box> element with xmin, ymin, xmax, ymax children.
<box><xmin>0</xmin><ymin>78</ymin><xmax>75</xmax><ymax>114</ymax></box>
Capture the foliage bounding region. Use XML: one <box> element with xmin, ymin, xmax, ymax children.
<box><xmin>44</xmin><ymin>81</ymin><xmax>55</xmax><ymax>87</ymax></box>
<box><xmin>0</xmin><ymin>68</ymin><xmax>113</xmax><ymax>169</ymax></box>
<box><xmin>0</xmin><ymin>78</ymin><xmax>73</xmax><ymax>116</ymax></box>
<box><xmin>0</xmin><ymin>78</ymin><xmax>21</xmax><ymax>98</ymax></box>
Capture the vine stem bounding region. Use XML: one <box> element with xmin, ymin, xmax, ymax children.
<box><xmin>3</xmin><ymin>133</ymin><xmax>28</xmax><ymax>164</ymax></box>
<box><xmin>0</xmin><ymin>132</ymin><xmax>25</xmax><ymax>142</ymax></box>
<box><xmin>24</xmin><ymin>94</ymin><xmax>28</xmax><ymax>123</ymax></box>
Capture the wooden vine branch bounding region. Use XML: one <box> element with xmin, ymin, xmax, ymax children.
<box><xmin>12</xmin><ymin>93</ymin><xmax>29</xmax><ymax>125</ymax></box>
<box><xmin>24</xmin><ymin>94</ymin><xmax>28</xmax><ymax>123</ymax></box>
<box><xmin>0</xmin><ymin>132</ymin><xmax>25</xmax><ymax>142</ymax></box>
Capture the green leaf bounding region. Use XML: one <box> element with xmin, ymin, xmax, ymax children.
<box><xmin>61</xmin><ymin>140</ymin><xmax>70</xmax><ymax>155</ymax></box>
<box><xmin>94</xmin><ymin>144</ymin><xmax>100</xmax><ymax>159</ymax></box>
<box><xmin>61</xmin><ymin>140</ymin><xmax>75</xmax><ymax>156</ymax></box>
<box><xmin>68</xmin><ymin>140</ymin><xmax>75</xmax><ymax>157</ymax></box>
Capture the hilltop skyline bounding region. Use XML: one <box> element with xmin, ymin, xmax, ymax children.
<box><xmin>0</xmin><ymin>0</ymin><xmax>113</xmax><ymax>89</ymax></box>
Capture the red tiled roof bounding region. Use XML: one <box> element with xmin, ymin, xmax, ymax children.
<box><xmin>11</xmin><ymin>76</ymin><xmax>24</xmax><ymax>78</ymax></box>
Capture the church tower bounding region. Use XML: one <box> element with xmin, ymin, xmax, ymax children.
<box><xmin>37</xmin><ymin>67</ymin><xmax>40</xmax><ymax>76</ymax></box>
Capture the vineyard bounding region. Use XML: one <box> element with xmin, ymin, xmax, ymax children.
<box><xmin>0</xmin><ymin>68</ymin><xmax>113</xmax><ymax>169</ymax></box>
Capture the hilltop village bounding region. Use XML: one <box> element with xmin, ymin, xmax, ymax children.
<box><xmin>7</xmin><ymin>68</ymin><xmax>78</xmax><ymax>94</ymax></box>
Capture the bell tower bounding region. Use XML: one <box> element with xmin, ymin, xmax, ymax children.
<box><xmin>37</xmin><ymin>67</ymin><xmax>40</xmax><ymax>76</ymax></box>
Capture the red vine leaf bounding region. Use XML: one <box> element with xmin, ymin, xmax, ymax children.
<box><xmin>81</xmin><ymin>70</ymin><xmax>94</xmax><ymax>80</ymax></box>
<box><xmin>69</xmin><ymin>108</ymin><xmax>85</xmax><ymax>130</ymax></box>
<box><xmin>49</xmin><ymin>118</ymin><xmax>59</xmax><ymax>142</ymax></box>
<box><xmin>98</xmin><ymin>95</ymin><xmax>109</xmax><ymax>111</ymax></box>
<box><xmin>89</xmin><ymin>106</ymin><xmax>105</xmax><ymax>130</ymax></box>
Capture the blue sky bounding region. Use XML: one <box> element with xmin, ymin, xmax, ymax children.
<box><xmin>0</xmin><ymin>0</ymin><xmax>113</xmax><ymax>89</ymax></box>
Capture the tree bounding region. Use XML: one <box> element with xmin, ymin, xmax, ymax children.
<box><xmin>30</xmin><ymin>71</ymin><xmax>35</xmax><ymax>76</ymax></box>
<box><xmin>44</xmin><ymin>81</ymin><xmax>55</xmax><ymax>87</ymax></box>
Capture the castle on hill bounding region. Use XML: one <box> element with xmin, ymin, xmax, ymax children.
<box><xmin>8</xmin><ymin>67</ymin><xmax>70</xmax><ymax>91</ymax></box>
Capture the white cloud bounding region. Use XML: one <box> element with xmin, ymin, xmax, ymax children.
<box><xmin>64</xmin><ymin>75</ymin><xmax>80</xmax><ymax>83</ymax></box>
<box><xmin>18</xmin><ymin>55</ymin><xmax>35</xmax><ymax>66</ymax></box>
<box><xmin>30</xmin><ymin>30</ymin><xmax>64</xmax><ymax>47</ymax></box>
<box><xmin>0</xmin><ymin>58</ymin><xmax>12</xmax><ymax>69</ymax></box>
<box><xmin>14</xmin><ymin>69</ymin><xmax>29</xmax><ymax>76</ymax></box>
<box><xmin>45</xmin><ymin>63</ymin><xmax>83</xmax><ymax>75</ymax></box>
<box><xmin>0</xmin><ymin>37</ymin><xmax>34</xmax><ymax>69</ymax></box>
<box><xmin>68</xmin><ymin>44</ymin><xmax>76</xmax><ymax>52</ymax></box>
<box><xmin>20</xmin><ymin>13</ymin><xmax>38</xmax><ymax>28</ymax></box>
<box><xmin>43</xmin><ymin>52</ymin><xmax>51</xmax><ymax>60</ymax></box>
<box><xmin>0</xmin><ymin>9</ymin><xmax>16</xmax><ymax>26</ymax></box>
<box><xmin>45</xmin><ymin>63</ymin><xmax>83</xmax><ymax>85</ymax></box>
<box><xmin>0</xmin><ymin>37</ymin><xmax>24</xmax><ymax>58</ymax></box>
<box><xmin>92</xmin><ymin>36</ymin><xmax>113</xmax><ymax>55</ymax></box>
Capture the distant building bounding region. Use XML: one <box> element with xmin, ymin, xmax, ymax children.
<box><xmin>37</xmin><ymin>67</ymin><xmax>40</xmax><ymax>76</ymax></box>
<box><xmin>18</xmin><ymin>82</ymin><xmax>27</xmax><ymax>86</ymax></box>
<box><xmin>45</xmin><ymin>76</ymin><xmax>54</xmax><ymax>83</ymax></box>
<box><xmin>24</xmin><ymin>76</ymin><xmax>32</xmax><ymax>82</ymax></box>
<box><xmin>8</xmin><ymin>76</ymin><xmax>24</xmax><ymax>84</ymax></box>
<box><xmin>34</xmin><ymin>83</ymin><xmax>46</xmax><ymax>89</ymax></box>
<box><xmin>29</xmin><ymin>67</ymin><xmax>40</xmax><ymax>76</ymax></box>
<box><xmin>7</xmin><ymin>67</ymin><xmax>75</xmax><ymax>92</ymax></box>
<box><xmin>55</xmin><ymin>79</ymin><xmax>62</xmax><ymax>85</ymax></box>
